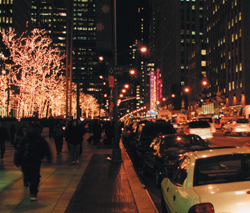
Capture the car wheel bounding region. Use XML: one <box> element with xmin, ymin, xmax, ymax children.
<box><xmin>155</xmin><ymin>169</ymin><xmax>161</xmax><ymax>188</ymax></box>
<box><xmin>247</xmin><ymin>133</ymin><xmax>250</xmax><ymax>137</ymax></box>
<box><xmin>238</xmin><ymin>133</ymin><xmax>242</xmax><ymax>136</ymax></box>
<box><xmin>161</xmin><ymin>193</ymin><xmax>168</xmax><ymax>213</ymax></box>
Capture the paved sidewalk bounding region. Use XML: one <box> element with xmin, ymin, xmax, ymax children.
<box><xmin>0</xmin><ymin>128</ymin><xmax>157</xmax><ymax>213</ymax></box>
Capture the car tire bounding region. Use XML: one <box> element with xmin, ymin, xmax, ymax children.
<box><xmin>155</xmin><ymin>169</ymin><xmax>161</xmax><ymax>188</ymax></box>
<box><xmin>238</xmin><ymin>133</ymin><xmax>242</xmax><ymax>136</ymax></box>
<box><xmin>161</xmin><ymin>193</ymin><xmax>168</xmax><ymax>213</ymax></box>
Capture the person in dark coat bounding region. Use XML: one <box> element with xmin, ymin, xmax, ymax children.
<box><xmin>51</xmin><ymin>121</ymin><xmax>64</xmax><ymax>155</ymax></box>
<box><xmin>14</xmin><ymin>125</ymin><xmax>27</xmax><ymax>149</ymax></box>
<box><xmin>77</xmin><ymin>119</ymin><xmax>86</xmax><ymax>156</ymax></box>
<box><xmin>65</xmin><ymin>120</ymin><xmax>82</xmax><ymax>164</ymax></box>
<box><xmin>0</xmin><ymin>121</ymin><xmax>10</xmax><ymax>159</ymax></box>
<box><xmin>14</xmin><ymin>122</ymin><xmax>51</xmax><ymax>201</ymax></box>
<box><xmin>9</xmin><ymin>123</ymin><xmax>16</xmax><ymax>145</ymax></box>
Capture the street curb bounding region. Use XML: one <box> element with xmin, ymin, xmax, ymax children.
<box><xmin>121</xmin><ymin>147</ymin><xmax>158</xmax><ymax>213</ymax></box>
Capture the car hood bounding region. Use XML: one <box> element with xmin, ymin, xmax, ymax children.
<box><xmin>193</xmin><ymin>182</ymin><xmax>250</xmax><ymax>213</ymax></box>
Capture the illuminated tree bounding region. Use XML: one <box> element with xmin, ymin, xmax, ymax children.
<box><xmin>0</xmin><ymin>74</ymin><xmax>7</xmax><ymax>118</ymax></box>
<box><xmin>1</xmin><ymin>28</ymin><xmax>65</xmax><ymax>120</ymax></box>
<box><xmin>81</xmin><ymin>94</ymin><xmax>99</xmax><ymax>119</ymax></box>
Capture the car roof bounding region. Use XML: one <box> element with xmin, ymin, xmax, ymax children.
<box><xmin>186</xmin><ymin>147</ymin><xmax>250</xmax><ymax>159</ymax></box>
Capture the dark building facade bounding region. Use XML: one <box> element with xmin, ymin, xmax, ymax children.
<box><xmin>151</xmin><ymin>0</ymin><xmax>205</xmax><ymax>110</ymax></box>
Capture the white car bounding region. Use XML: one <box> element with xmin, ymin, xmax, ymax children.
<box><xmin>198</xmin><ymin>117</ymin><xmax>216</xmax><ymax>134</ymax></box>
<box><xmin>161</xmin><ymin>147</ymin><xmax>250</xmax><ymax>213</ymax></box>
<box><xmin>222</xmin><ymin>118</ymin><xmax>250</xmax><ymax>136</ymax></box>
<box><xmin>184</xmin><ymin>121</ymin><xmax>213</xmax><ymax>143</ymax></box>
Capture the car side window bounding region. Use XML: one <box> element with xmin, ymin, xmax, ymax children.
<box><xmin>170</xmin><ymin>156</ymin><xmax>190</xmax><ymax>185</ymax></box>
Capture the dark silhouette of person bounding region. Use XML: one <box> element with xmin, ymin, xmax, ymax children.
<box><xmin>10</xmin><ymin>123</ymin><xmax>16</xmax><ymax>145</ymax></box>
<box><xmin>14</xmin><ymin>122</ymin><xmax>51</xmax><ymax>201</ymax></box>
<box><xmin>65</xmin><ymin>120</ymin><xmax>82</xmax><ymax>163</ymax></box>
<box><xmin>0</xmin><ymin>121</ymin><xmax>9</xmax><ymax>159</ymax></box>
<box><xmin>14</xmin><ymin>125</ymin><xmax>27</xmax><ymax>149</ymax></box>
<box><xmin>51</xmin><ymin>121</ymin><xmax>64</xmax><ymax>155</ymax></box>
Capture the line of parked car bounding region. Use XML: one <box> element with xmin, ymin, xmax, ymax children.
<box><xmin>121</xmin><ymin>117</ymin><xmax>250</xmax><ymax>213</ymax></box>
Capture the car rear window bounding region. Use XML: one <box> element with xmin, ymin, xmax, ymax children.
<box><xmin>198</xmin><ymin>118</ymin><xmax>212</xmax><ymax>123</ymax></box>
<box><xmin>236</xmin><ymin>119</ymin><xmax>249</xmax><ymax>123</ymax></box>
<box><xmin>143</xmin><ymin>124</ymin><xmax>176</xmax><ymax>137</ymax></box>
<box><xmin>188</xmin><ymin>121</ymin><xmax>210</xmax><ymax>128</ymax></box>
<box><xmin>194</xmin><ymin>154</ymin><xmax>250</xmax><ymax>186</ymax></box>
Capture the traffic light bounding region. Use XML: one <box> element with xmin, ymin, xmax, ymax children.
<box><xmin>199</xmin><ymin>97</ymin><xmax>203</xmax><ymax>107</ymax></box>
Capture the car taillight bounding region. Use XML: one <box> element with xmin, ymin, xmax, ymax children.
<box><xmin>210</xmin><ymin>128</ymin><xmax>213</xmax><ymax>132</ymax></box>
<box><xmin>188</xmin><ymin>203</ymin><xmax>214</xmax><ymax>213</ymax></box>
<box><xmin>234</xmin><ymin>124</ymin><xmax>239</xmax><ymax>127</ymax></box>
<box><xmin>127</xmin><ymin>130</ymin><xmax>131</xmax><ymax>134</ymax></box>
<box><xmin>186</xmin><ymin>128</ymin><xmax>190</xmax><ymax>134</ymax></box>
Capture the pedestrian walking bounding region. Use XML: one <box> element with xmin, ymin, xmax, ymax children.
<box><xmin>65</xmin><ymin>120</ymin><xmax>82</xmax><ymax>164</ymax></box>
<box><xmin>77</xmin><ymin>119</ymin><xmax>86</xmax><ymax>156</ymax></box>
<box><xmin>51</xmin><ymin>121</ymin><xmax>64</xmax><ymax>155</ymax></box>
<box><xmin>0</xmin><ymin>121</ymin><xmax>10</xmax><ymax>159</ymax></box>
<box><xmin>14</xmin><ymin>125</ymin><xmax>27</xmax><ymax>149</ymax></box>
<box><xmin>10</xmin><ymin>123</ymin><xmax>16</xmax><ymax>145</ymax></box>
<box><xmin>48</xmin><ymin>117</ymin><xmax>55</xmax><ymax>139</ymax></box>
<box><xmin>14</xmin><ymin>122</ymin><xmax>52</xmax><ymax>201</ymax></box>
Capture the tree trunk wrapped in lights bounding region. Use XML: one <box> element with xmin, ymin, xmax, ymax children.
<box><xmin>1</xmin><ymin>28</ymin><xmax>66</xmax><ymax>120</ymax></box>
<box><xmin>0</xmin><ymin>75</ymin><xmax>7</xmax><ymax>118</ymax></box>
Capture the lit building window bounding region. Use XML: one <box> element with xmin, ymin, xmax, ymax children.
<box><xmin>236</xmin><ymin>64</ymin><xmax>238</xmax><ymax>72</ymax></box>
<box><xmin>229</xmin><ymin>82</ymin><xmax>231</xmax><ymax>91</ymax></box>
<box><xmin>201</xmin><ymin>50</ymin><xmax>206</xmax><ymax>55</ymax></box>
<box><xmin>232</xmin><ymin>81</ymin><xmax>234</xmax><ymax>90</ymax></box>
<box><xmin>240</xmin><ymin>63</ymin><xmax>242</xmax><ymax>71</ymax></box>
<box><xmin>239</xmin><ymin>12</ymin><xmax>241</xmax><ymax>20</ymax></box>
<box><xmin>201</xmin><ymin>61</ymin><xmax>206</xmax><ymax>66</ymax></box>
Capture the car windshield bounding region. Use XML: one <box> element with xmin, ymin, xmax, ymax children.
<box><xmin>162</xmin><ymin>135</ymin><xmax>205</xmax><ymax>151</ymax></box>
<box><xmin>143</xmin><ymin>124</ymin><xmax>176</xmax><ymax>137</ymax></box>
<box><xmin>194</xmin><ymin>154</ymin><xmax>250</xmax><ymax>186</ymax></box>
<box><xmin>236</xmin><ymin>119</ymin><xmax>249</xmax><ymax>123</ymax></box>
<box><xmin>188</xmin><ymin>121</ymin><xmax>210</xmax><ymax>128</ymax></box>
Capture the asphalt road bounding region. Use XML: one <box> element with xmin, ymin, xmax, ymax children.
<box><xmin>131</xmin><ymin>129</ymin><xmax>250</xmax><ymax>213</ymax></box>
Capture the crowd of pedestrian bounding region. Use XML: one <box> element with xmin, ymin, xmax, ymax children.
<box><xmin>0</xmin><ymin>117</ymin><xmax>116</xmax><ymax>201</ymax></box>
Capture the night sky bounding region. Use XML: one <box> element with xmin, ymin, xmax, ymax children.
<box><xmin>117</xmin><ymin>0</ymin><xmax>141</xmax><ymax>65</ymax></box>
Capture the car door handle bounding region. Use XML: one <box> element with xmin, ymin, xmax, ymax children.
<box><xmin>173</xmin><ymin>195</ymin><xmax>176</xmax><ymax>201</ymax></box>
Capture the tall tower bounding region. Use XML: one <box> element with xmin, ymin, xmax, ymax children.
<box><xmin>30</xmin><ymin>0</ymin><xmax>113</xmax><ymax>99</ymax></box>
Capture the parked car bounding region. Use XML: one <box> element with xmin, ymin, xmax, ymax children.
<box><xmin>161</xmin><ymin>147</ymin><xmax>250</xmax><ymax>213</ymax></box>
<box><xmin>143</xmin><ymin>134</ymin><xmax>209</xmax><ymax>188</ymax></box>
<box><xmin>183</xmin><ymin>120</ymin><xmax>213</xmax><ymax>143</ymax></box>
<box><xmin>132</xmin><ymin>122</ymin><xmax>176</xmax><ymax>161</ymax></box>
<box><xmin>222</xmin><ymin>118</ymin><xmax>250</xmax><ymax>136</ymax></box>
